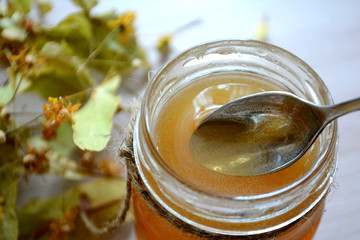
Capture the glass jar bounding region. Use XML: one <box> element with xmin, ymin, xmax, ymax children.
<box><xmin>132</xmin><ymin>40</ymin><xmax>338</xmax><ymax>240</ymax></box>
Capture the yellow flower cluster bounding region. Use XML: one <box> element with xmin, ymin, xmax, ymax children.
<box><xmin>42</xmin><ymin>97</ymin><xmax>80</xmax><ymax>140</ymax></box>
<box><xmin>107</xmin><ymin>11</ymin><xmax>136</xmax><ymax>46</ymax></box>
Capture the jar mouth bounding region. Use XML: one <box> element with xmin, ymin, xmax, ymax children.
<box><xmin>140</xmin><ymin>39</ymin><xmax>338</xmax><ymax>201</ymax></box>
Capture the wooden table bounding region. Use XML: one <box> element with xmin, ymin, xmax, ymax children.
<box><xmin>51</xmin><ymin>1</ymin><xmax>360</xmax><ymax>239</ymax></box>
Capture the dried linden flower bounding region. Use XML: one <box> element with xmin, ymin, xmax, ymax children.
<box><xmin>0</xmin><ymin>107</ymin><xmax>9</xmax><ymax>119</ymax></box>
<box><xmin>23</xmin><ymin>147</ymin><xmax>50</xmax><ymax>180</ymax></box>
<box><xmin>42</xmin><ymin>97</ymin><xmax>80</xmax><ymax>140</ymax></box>
<box><xmin>156</xmin><ymin>34</ymin><xmax>173</xmax><ymax>52</ymax></box>
<box><xmin>107</xmin><ymin>11</ymin><xmax>136</xmax><ymax>46</ymax></box>
<box><xmin>254</xmin><ymin>17</ymin><xmax>269</xmax><ymax>41</ymax></box>
<box><xmin>0</xmin><ymin>130</ymin><xmax>6</xmax><ymax>144</ymax></box>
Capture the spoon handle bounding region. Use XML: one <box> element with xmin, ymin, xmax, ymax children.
<box><xmin>323</xmin><ymin>96</ymin><xmax>360</xmax><ymax>123</ymax></box>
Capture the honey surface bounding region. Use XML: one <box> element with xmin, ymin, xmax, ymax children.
<box><xmin>154</xmin><ymin>73</ymin><xmax>319</xmax><ymax>195</ymax></box>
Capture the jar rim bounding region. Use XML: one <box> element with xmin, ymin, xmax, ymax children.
<box><xmin>139</xmin><ymin>39</ymin><xmax>338</xmax><ymax>201</ymax></box>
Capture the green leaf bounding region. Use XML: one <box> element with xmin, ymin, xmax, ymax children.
<box><xmin>44</xmin><ymin>12</ymin><xmax>92</xmax><ymax>41</ymax></box>
<box><xmin>0</xmin><ymin>68</ymin><xmax>31</xmax><ymax>107</ymax></box>
<box><xmin>72</xmin><ymin>74</ymin><xmax>121</xmax><ymax>151</ymax></box>
<box><xmin>0</xmin><ymin>164</ymin><xmax>19</xmax><ymax>240</ymax></box>
<box><xmin>48</xmin><ymin>122</ymin><xmax>76</xmax><ymax>156</ymax></box>
<box><xmin>20</xmin><ymin>178</ymin><xmax>127</xmax><ymax>219</ymax></box>
<box><xmin>28</xmin><ymin>41</ymin><xmax>94</xmax><ymax>98</ymax></box>
<box><xmin>72</xmin><ymin>0</ymin><xmax>98</xmax><ymax>12</ymax></box>
<box><xmin>18</xmin><ymin>177</ymin><xmax>130</xmax><ymax>239</ymax></box>
<box><xmin>0</xmin><ymin>84</ymin><xmax>14</xmax><ymax>108</ymax></box>
<box><xmin>7</xmin><ymin>0</ymin><xmax>32</xmax><ymax>15</ymax></box>
<box><xmin>39</xmin><ymin>41</ymin><xmax>68</xmax><ymax>57</ymax></box>
<box><xmin>35</xmin><ymin>0</ymin><xmax>53</xmax><ymax>16</ymax></box>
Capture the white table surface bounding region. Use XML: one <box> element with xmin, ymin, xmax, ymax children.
<box><xmin>48</xmin><ymin>1</ymin><xmax>360</xmax><ymax>239</ymax></box>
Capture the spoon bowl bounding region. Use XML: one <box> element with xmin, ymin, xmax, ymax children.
<box><xmin>190</xmin><ymin>91</ymin><xmax>360</xmax><ymax>176</ymax></box>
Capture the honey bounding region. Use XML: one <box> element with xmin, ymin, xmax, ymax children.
<box><xmin>132</xmin><ymin>40</ymin><xmax>338</xmax><ymax>240</ymax></box>
<box><xmin>153</xmin><ymin>73</ymin><xmax>319</xmax><ymax>195</ymax></box>
<box><xmin>133</xmin><ymin>190</ymin><xmax>325</xmax><ymax>240</ymax></box>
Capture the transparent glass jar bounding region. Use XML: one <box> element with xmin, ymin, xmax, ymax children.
<box><xmin>132</xmin><ymin>40</ymin><xmax>338</xmax><ymax>240</ymax></box>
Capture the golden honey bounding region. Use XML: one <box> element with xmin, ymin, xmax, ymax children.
<box><xmin>133</xmin><ymin>40</ymin><xmax>338</xmax><ymax>240</ymax></box>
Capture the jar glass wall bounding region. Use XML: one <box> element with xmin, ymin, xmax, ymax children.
<box><xmin>133</xmin><ymin>40</ymin><xmax>338</xmax><ymax>240</ymax></box>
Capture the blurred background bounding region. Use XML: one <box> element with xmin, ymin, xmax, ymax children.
<box><xmin>28</xmin><ymin>0</ymin><xmax>360</xmax><ymax>239</ymax></box>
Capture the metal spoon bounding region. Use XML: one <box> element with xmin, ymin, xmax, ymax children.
<box><xmin>190</xmin><ymin>91</ymin><xmax>360</xmax><ymax>176</ymax></box>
